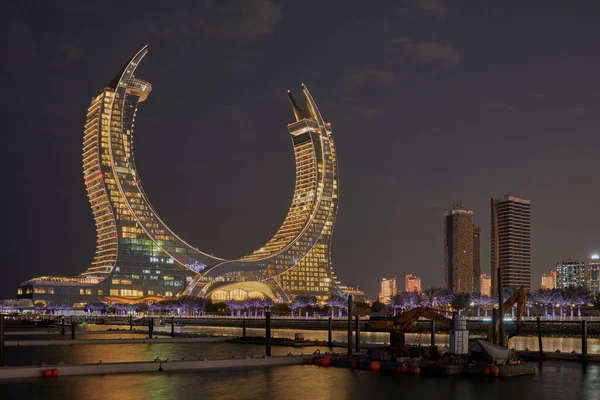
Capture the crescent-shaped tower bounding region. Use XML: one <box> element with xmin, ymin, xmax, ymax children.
<box><xmin>18</xmin><ymin>47</ymin><xmax>342</xmax><ymax>305</ymax></box>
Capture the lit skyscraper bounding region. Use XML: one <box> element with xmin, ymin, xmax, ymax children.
<box><xmin>556</xmin><ymin>260</ymin><xmax>586</xmax><ymax>289</ymax></box>
<box><xmin>589</xmin><ymin>255</ymin><xmax>600</xmax><ymax>296</ymax></box>
<box><xmin>490</xmin><ymin>195</ymin><xmax>531</xmax><ymax>297</ymax></box>
<box><xmin>17</xmin><ymin>47</ymin><xmax>343</xmax><ymax>305</ymax></box>
<box><xmin>405</xmin><ymin>274</ymin><xmax>421</xmax><ymax>293</ymax></box>
<box><xmin>444</xmin><ymin>204</ymin><xmax>474</xmax><ymax>293</ymax></box>
<box><xmin>541</xmin><ymin>271</ymin><xmax>557</xmax><ymax>290</ymax></box>
<box><xmin>480</xmin><ymin>273</ymin><xmax>492</xmax><ymax>297</ymax></box>
<box><xmin>472</xmin><ymin>225</ymin><xmax>482</xmax><ymax>293</ymax></box>
<box><xmin>379</xmin><ymin>276</ymin><xmax>397</xmax><ymax>305</ymax></box>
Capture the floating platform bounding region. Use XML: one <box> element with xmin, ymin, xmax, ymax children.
<box><xmin>4</xmin><ymin>337</ymin><xmax>230</xmax><ymax>347</ymax></box>
<box><xmin>313</xmin><ymin>356</ymin><xmax>537</xmax><ymax>378</ymax></box>
<box><xmin>0</xmin><ymin>355</ymin><xmax>308</xmax><ymax>380</ymax></box>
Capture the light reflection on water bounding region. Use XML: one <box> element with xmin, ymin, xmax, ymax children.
<box><xmin>2</xmin><ymin>362</ymin><xmax>600</xmax><ymax>400</ymax></box>
<box><xmin>85</xmin><ymin>324</ymin><xmax>600</xmax><ymax>354</ymax></box>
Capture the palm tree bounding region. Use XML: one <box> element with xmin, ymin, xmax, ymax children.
<box><xmin>532</xmin><ymin>288</ymin><xmax>556</xmax><ymax>318</ymax></box>
<box><xmin>421</xmin><ymin>287</ymin><xmax>449</xmax><ymax>310</ymax></box>
<box><xmin>574</xmin><ymin>289</ymin><xmax>592</xmax><ymax>318</ymax></box>
<box><xmin>471</xmin><ymin>294</ymin><xmax>494</xmax><ymax>318</ymax></box>
<box><xmin>291</xmin><ymin>296</ymin><xmax>310</xmax><ymax>318</ymax></box>
<box><xmin>390</xmin><ymin>294</ymin><xmax>404</xmax><ymax>316</ymax></box>
<box><xmin>450</xmin><ymin>293</ymin><xmax>471</xmax><ymax>316</ymax></box>
<box><xmin>326</xmin><ymin>295</ymin><xmax>345</xmax><ymax>318</ymax></box>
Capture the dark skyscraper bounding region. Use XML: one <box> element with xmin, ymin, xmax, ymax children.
<box><xmin>444</xmin><ymin>204</ymin><xmax>474</xmax><ymax>293</ymax></box>
<box><xmin>490</xmin><ymin>195</ymin><xmax>531</xmax><ymax>297</ymax></box>
<box><xmin>472</xmin><ymin>225</ymin><xmax>482</xmax><ymax>293</ymax></box>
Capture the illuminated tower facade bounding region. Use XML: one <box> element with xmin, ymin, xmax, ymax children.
<box><xmin>490</xmin><ymin>195</ymin><xmax>531</xmax><ymax>297</ymax></box>
<box><xmin>18</xmin><ymin>47</ymin><xmax>342</xmax><ymax>304</ymax></box>
<box><xmin>589</xmin><ymin>255</ymin><xmax>600</xmax><ymax>296</ymax></box>
<box><xmin>556</xmin><ymin>260</ymin><xmax>586</xmax><ymax>289</ymax></box>
<box><xmin>444</xmin><ymin>204</ymin><xmax>474</xmax><ymax>293</ymax></box>
<box><xmin>472</xmin><ymin>225</ymin><xmax>482</xmax><ymax>293</ymax></box>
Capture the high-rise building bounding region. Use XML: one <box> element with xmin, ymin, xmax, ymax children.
<box><xmin>472</xmin><ymin>225</ymin><xmax>482</xmax><ymax>293</ymax></box>
<box><xmin>556</xmin><ymin>260</ymin><xmax>586</xmax><ymax>289</ymax></box>
<box><xmin>17</xmin><ymin>47</ymin><xmax>342</xmax><ymax>305</ymax></box>
<box><xmin>480</xmin><ymin>274</ymin><xmax>492</xmax><ymax>297</ymax></box>
<box><xmin>379</xmin><ymin>276</ymin><xmax>397</xmax><ymax>305</ymax></box>
<box><xmin>405</xmin><ymin>274</ymin><xmax>422</xmax><ymax>293</ymax></box>
<box><xmin>541</xmin><ymin>271</ymin><xmax>557</xmax><ymax>290</ymax></box>
<box><xmin>589</xmin><ymin>255</ymin><xmax>600</xmax><ymax>296</ymax></box>
<box><xmin>490</xmin><ymin>195</ymin><xmax>531</xmax><ymax>297</ymax></box>
<box><xmin>444</xmin><ymin>204</ymin><xmax>474</xmax><ymax>293</ymax></box>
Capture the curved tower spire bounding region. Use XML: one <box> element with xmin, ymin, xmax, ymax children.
<box><xmin>186</xmin><ymin>85</ymin><xmax>340</xmax><ymax>301</ymax></box>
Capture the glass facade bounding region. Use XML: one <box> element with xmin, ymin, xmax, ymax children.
<box><xmin>18</xmin><ymin>47</ymin><xmax>342</xmax><ymax>305</ymax></box>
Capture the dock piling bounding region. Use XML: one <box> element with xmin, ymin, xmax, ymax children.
<box><xmin>265</xmin><ymin>310</ymin><xmax>272</xmax><ymax>357</ymax></box>
<box><xmin>497</xmin><ymin>267</ymin><xmax>506</xmax><ymax>347</ymax></box>
<box><xmin>71</xmin><ymin>321</ymin><xmax>76</xmax><ymax>340</ymax></box>
<box><xmin>129</xmin><ymin>314</ymin><xmax>133</xmax><ymax>331</ymax></box>
<box><xmin>582</xmin><ymin>320</ymin><xmax>588</xmax><ymax>361</ymax></box>
<box><xmin>61</xmin><ymin>318</ymin><xmax>65</xmax><ymax>336</ymax></box>
<box><xmin>536</xmin><ymin>317</ymin><xmax>543</xmax><ymax>355</ymax></box>
<box><xmin>431</xmin><ymin>320</ymin><xmax>436</xmax><ymax>348</ymax></box>
<box><xmin>171</xmin><ymin>317</ymin><xmax>175</xmax><ymax>337</ymax></box>
<box><xmin>355</xmin><ymin>315</ymin><xmax>360</xmax><ymax>352</ymax></box>
<box><xmin>242</xmin><ymin>319</ymin><xmax>246</xmax><ymax>338</ymax></box>
<box><xmin>148</xmin><ymin>318</ymin><xmax>153</xmax><ymax>339</ymax></box>
<box><xmin>327</xmin><ymin>317</ymin><xmax>333</xmax><ymax>348</ymax></box>
<box><xmin>1</xmin><ymin>314</ymin><xmax>5</xmax><ymax>367</ymax></box>
<box><xmin>347</xmin><ymin>295</ymin><xmax>353</xmax><ymax>356</ymax></box>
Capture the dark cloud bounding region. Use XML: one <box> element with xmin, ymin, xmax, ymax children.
<box><xmin>351</xmin><ymin>106</ymin><xmax>382</xmax><ymax>121</ymax></box>
<box><xmin>204</xmin><ymin>0</ymin><xmax>281</xmax><ymax>41</ymax></box>
<box><xmin>389</xmin><ymin>38</ymin><xmax>460</xmax><ymax>67</ymax></box>
<box><xmin>343</xmin><ymin>67</ymin><xmax>394</xmax><ymax>91</ymax></box>
<box><xmin>419</xmin><ymin>0</ymin><xmax>448</xmax><ymax>17</ymax></box>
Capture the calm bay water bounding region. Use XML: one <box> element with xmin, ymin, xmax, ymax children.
<box><xmin>3</xmin><ymin>325</ymin><xmax>600</xmax><ymax>400</ymax></box>
<box><xmin>2</xmin><ymin>361</ymin><xmax>599</xmax><ymax>400</ymax></box>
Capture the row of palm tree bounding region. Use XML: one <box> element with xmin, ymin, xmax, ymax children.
<box><xmin>225</xmin><ymin>298</ymin><xmax>275</xmax><ymax>317</ymax></box>
<box><xmin>388</xmin><ymin>287</ymin><xmax>594</xmax><ymax>318</ymax></box>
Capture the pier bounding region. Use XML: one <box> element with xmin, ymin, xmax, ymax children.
<box><xmin>0</xmin><ymin>355</ymin><xmax>308</xmax><ymax>380</ymax></box>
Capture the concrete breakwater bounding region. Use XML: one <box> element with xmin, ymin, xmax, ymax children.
<box><xmin>173</xmin><ymin>318</ymin><xmax>600</xmax><ymax>338</ymax></box>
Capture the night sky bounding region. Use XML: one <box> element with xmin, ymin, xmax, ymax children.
<box><xmin>3</xmin><ymin>1</ymin><xmax>600</xmax><ymax>299</ymax></box>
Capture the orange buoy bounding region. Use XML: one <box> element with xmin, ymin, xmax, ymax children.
<box><xmin>401</xmin><ymin>364</ymin><xmax>408</xmax><ymax>373</ymax></box>
<box><xmin>318</xmin><ymin>341</ymin><xmax>325</xmax><ymax>346</ymax></box>
<box><xmin>483</xmin><ymin>367</ymin><xmax>490</xmax><ymax>375</ymax></box>
<box><xmin>396</xmin><ymin>366</ymin><xmax>402</xmax><ymax>373</ymax></box>
<box><xmin>42</xmin><ymin>369</ymin><xmax>53</xmax><ymax>378</ymax></box>
<box><xmin>413</xmin><ymin>367</ymin><xmax>421</xmax><ymax>375</ymax></box>
<box><xmin>491</xmin><ymin>365</ymin><xmax>499</xmax><ymax>376</ymax></box>
<box><xmin>315</xmin><ymin>358</ymin><xmax>322</xmax><ymax>366</ymax></box>
<box><xmin>307</xmin><ymin>357</ymin><xmax>314</xmax><ymax>365</ymax></box>
<box><xmin>351</xmin><ymin>361</ymin><xmax>357</xmax><ymax>368</ymax></box>
<box><xmin>370</xmin><ymin>361</ymin><xmax>381</xmax><ymax>372</ymax></box>
<box><xmin>321</xmin><ymin>357</ymin><xmax>331</xmax><ymax>367</ymax></box>
<box><xmin>409</xmin><ymin>367</ymin><xmax>415</xmax><ymax>374</ymax></box>
<box><xmin>435</xmin><ymin>359</ymin><xmax>443</xmax><ymax>366</ymax></box>
<box><xmin>51</xmin><ymin>368</ymin><xmax>59</xmax><ymax>377</ymax></box>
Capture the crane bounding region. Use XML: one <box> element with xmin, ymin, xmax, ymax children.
<box><xmin>488</xmin><ymin>286</ymin><xmax>527</xmax><ymax>346</ymax></box>
<box><xmin>366</xmin><ymin>307</ymin><xmax>452</xmax><ymax>348</ymax></box>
